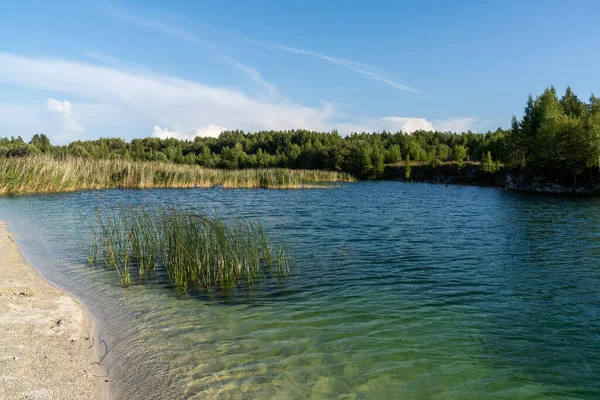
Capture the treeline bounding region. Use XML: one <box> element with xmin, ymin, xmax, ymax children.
<box><xmin>0</xmin><ymin>129</ymin><xmax>506</xmax><ymax>179</ymax></box>
<box><xmin>507</xmin><ymin>86</ymin><xmax>600</xmax><ymax>183</ymax></box>
<box><xmin>2</xmin><ymin>86</ymin><xmax>599</xmax><ymax>181</ymax></box>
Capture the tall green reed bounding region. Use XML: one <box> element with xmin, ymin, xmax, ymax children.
<box><xmin>86</xmin><ymin>205</ymin><xmax>290</xmax><ymax>292</ymax></box>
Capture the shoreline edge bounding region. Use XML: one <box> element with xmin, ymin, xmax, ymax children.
<box><xmin>0</xmin><ymin>221</ymin><xmax>109</xmax><ymax>400</ymax></box>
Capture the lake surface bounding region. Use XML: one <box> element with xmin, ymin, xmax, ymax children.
<box><xmin>1</xmin><ymin>182</ymin><xmax>600</xmax><ymax>399</ymax></box>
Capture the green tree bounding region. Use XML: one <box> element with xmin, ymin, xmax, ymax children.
<box><xmin>184</xmin><ymin>152</ymin><xmax>196</xmax><ymax>165</ymax></box>
<box><xmin>588</xmin><ymin>94</ymin><xmax>600</xmax><ymax>171</ymax></box>
<box><xmin>385</xmin><ymin>144</ymin><xmax>401</xmax><ymax>164</ymax></box>
<box><xmin>30</xmin><ymin>134</ymin><xmax>51</xmax><ymax>153</ymax></box>
<box><xmin>507</xmin><ymin>115</ymin><xmax>526</xmax><ymax>168</ymax></box>
<box><xmin>436</xmin><ymin>144</ymin><xmax>451</xmax><ymax>161</ymax></box>
<box><xmin>480</xmin><ymin>151</ymin><xmax>499</xmax><ymax>174</ymax></box>
<box><xmin>453</xmin><ymin>145</ymin><xmax>467</xmax><ymax>169</ymax></box>
<box><xmin>371</xmin><ymin>145</ymin><xmax>385</xmax><ymax>177</ymax></box>
<box><xmin>154</xmin><ymin>151</ymin><xmax>168</xmax><ymax>162</ymax></box>
<box><xmin>70</xmin><ymin>145</ymin><xmax>90</xmax><ymax>158</ymax></box>
<box><xmin>560</xmin><ymin>86</ymin><xmax>587</xmax><ymax>118</ymax></box>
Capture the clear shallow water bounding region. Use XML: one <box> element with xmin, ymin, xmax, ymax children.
<box><xmin>1</xmin><ymin>182</ymin><xmax>600</xmax><ymax>399</ymax></box>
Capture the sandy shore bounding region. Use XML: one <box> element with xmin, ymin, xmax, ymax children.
<box><xmin>0</xmin><ymin>221</ymin><xmax>109</xmax><ymax>399</ymax></box>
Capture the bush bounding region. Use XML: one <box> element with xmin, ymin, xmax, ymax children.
<box><xmin>428</xmin><ymin>158</ymin><xmax>442</xmax><ymax>168</ymax></box>
<box><xmin>404</xmin><ymin>155</ymin><xmax>412</xmax><ymax>180</ymax></box>
<box><xmin>480</xmin><ymin>151</ymin><xmax>499</xmax><ymax>174</ymax></box>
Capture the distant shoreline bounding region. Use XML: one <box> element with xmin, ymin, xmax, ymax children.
<box><xmin>2</xmin><ymin>153</ymin><xmax>598</xmax><ymax>196</ymax></box>
<box><xmin>0</xmin><ymin>221</ymin><xmax>109</xmax><ymax>400</ymax></box>
<box><xmin>383</xmin><ymin>162</ymin><xmax>600</xmax><ymax>195</ymax></box>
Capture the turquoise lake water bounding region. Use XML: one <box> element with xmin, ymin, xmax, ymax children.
<box><xmin>1</xmin><ymin>182</ymin><xmax>599</xmax><ymax>399</ymax></box>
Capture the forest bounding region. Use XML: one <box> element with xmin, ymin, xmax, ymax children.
<box><xmin>2</xmin><ymin>86</ymin><xmax>599</xmax><ymax>182</ymax></box>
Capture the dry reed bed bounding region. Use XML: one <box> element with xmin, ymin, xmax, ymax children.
<box><xmin>0</xmin><ymin>156</ymin><xmax>354</xmax><ymax>195</ymax></box>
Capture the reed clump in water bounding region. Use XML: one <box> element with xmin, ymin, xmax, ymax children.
<box><xmin>0</xmin><ymin>155</ymin><xmax>354</xmax><ymax>195</ymax></box>
<box><xmin>87</xmin><ymin>205</ymin><xmax>290</xmax><ymax>292</ymax></box>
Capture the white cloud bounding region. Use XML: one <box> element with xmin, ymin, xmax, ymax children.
<box><xmin>340</xmin><ymin>116</ymin><xmax>478</xmax><ymax>134</ymax></box>
<box><xmin>379</xmin><ymin>117</ymin><xmax>434</xmax><ymax>132</ymax></box>
<box><xmin>433</xmin><ymin>117</ymin><xmax>478</xmax><ymax>133</ymax></box>
<box><xmin>379</xmin><ymin>116</ymin><xmax>478</xmax><ymax>133</ymax></box>
<box><xmin>0</xmin><ymin>101</ymin><xmax>90</xmax><ymax>144</ymax></box>
<box><xmin>0</xmin><ymin>52</ymin><xmax>479</xmax><ymax>141</ymax></box>
<box><xmin>0</xmin><ymin>52</ymin><xmax>339</xmax><ymax>134</ymax></box>
<box><xmin>46</xmin><ymin>98</ymin><xmax>86</xmax><ymax>133</ymax></box>
<box><xmin>275</xmin><ymin>45</ymin><xmax>419</xmax><ymax>93</ymax></box>
<box><xmin>47</xmin><ymin>98</ymin><xmax>71</xmax><ymax>114</ymax></box>
<box><xmin>152</xmin><ymin>124</ymin><xmax>226</xmax><ymax>140</ymax></box>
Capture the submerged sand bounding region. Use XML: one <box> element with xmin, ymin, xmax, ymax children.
<box><xmin>0</xmin><ymin>221</ymin><xmax>108</xmax><ymax>399</ymax></box>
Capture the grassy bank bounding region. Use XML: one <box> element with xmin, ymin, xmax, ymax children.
<box><xmin>0</xmin><ymin>155</ymin><xmax>354</xmax><ymax>195</ymax></box>
<box><xmin>86</xmin><ymin>205</ymin><xmax>290</xmax><ymax>292</ymax></box>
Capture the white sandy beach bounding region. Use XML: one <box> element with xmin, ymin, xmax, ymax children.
<box><xmin>0</xmin><ymin>221</ymin><xmax>108</xmax><ymax>399</ymax></box>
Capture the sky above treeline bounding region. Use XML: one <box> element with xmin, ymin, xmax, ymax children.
<box><xmin>1</xmin><ymin>0</ymin><xmax>599</xmax><ymax>144</ymax></box>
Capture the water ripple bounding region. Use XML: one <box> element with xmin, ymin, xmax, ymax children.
<box><xmin>1</xmin><ymin>182</ymin><xmax>600</xmax><ymax>399</ymax></box>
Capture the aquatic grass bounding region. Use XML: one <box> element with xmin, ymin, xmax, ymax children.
<box><xmin>0</xmin><ymin>155</ymin><xmax>354</xmax><ymax>195</ymax></box>
<box><xmin>86</xmin><ymin>205</ymin><xmax>291</xmax><ymax>292</ymax></box>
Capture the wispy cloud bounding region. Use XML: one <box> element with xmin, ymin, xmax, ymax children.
<box><xmin>0</xmin><ymin>100</ymin><xmax>89</xmax><ymax>144</ymax></box>
<box><xmin>85</xmin><ymin>51</ymin><xmax>131</xmax><ymax>70</ymax></box>
<box><xmin>106</xmin><ymin>6</ymin><xmax>417</xmax><ymax>96</ymax></box>
<box><xmin>0</xmin><ymin>52</ymin><xmax>474</xmax><ymax>142</ymax></box>
<box><xmin>107</xmin><ymin>8</ymin><xmax>278</xmax><ymax>97</ymax></box>
<box><xmin>225</xmin><ymin>59</ymin><xmax>278</xmax><ymax>98</ymax></box>
<box><xmin>274</xmin><ymin>45</ymin><xmax>419</xmax><ymax>93</ymax></box>
<box><xmin>0</xmin><ymin>52</ymin><xmax>336</xmax><ymax>134</ymax></box>
<box><xmin>47</xmin><ymin>98</ymin><xmax>86</xmax><ymax>133</ymax></box>
<box><xmin>107</xmin><ymin>9</ymin><xmax>213</xmax><ymax>47</ymax></box>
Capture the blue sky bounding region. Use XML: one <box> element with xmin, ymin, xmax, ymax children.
<box><xmin>1</xmin><ymin>0</ymin><xmax>599</xmax><ymax>143</ymax></box>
